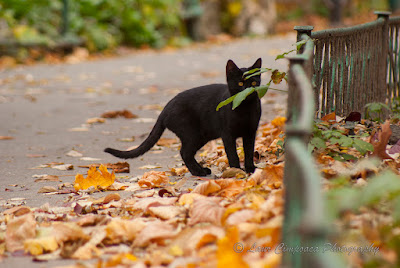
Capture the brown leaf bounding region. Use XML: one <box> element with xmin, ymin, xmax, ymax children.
<box><xmin>101</xmin><ymin>109</ymin><xmax>137</xmax><ymax>119</ymax></box>
<box><xmin>271</xmin><ymin>69</ymin><xmax>286</xmax><ymax>84</ymax></box>
<box><xmin>133</xmin><ymin>221</ymin><xmax>177</xmax><ymax>247</ymax></box>
<box><xmin>221</xmin><ymin>168</ymin><xmax>247</xmax><ymax>179</ymax></box>
<box><xmin>78</xmin><ymin>162</ymin><xmax>130</xmax><ymax>173</ymax></box>
<box><xmin>3</xmin><ymin>206</ymin><xmax>31</xmax><ymax>217</ymax></box>
<box><xmin>0</xmin><ymin>136</ymin><xmax>14</xmax><ymax>140</ymax></box>
<box><xmin>156</xmin><ymin>137</ymin><xmax>179</xmax><ymax>147</ymax></box>
<box><xmin>192</xmin><ymin>180</ymin><xmax>221</xmax><ymax>196</ymax></box>
<box><xmin>138</xmin><ymin>171</ymin><xmax>169</xmax><ymax>188</ymax></box>
<box><xmin>188</xmin><ymin>198</ymin><xmax>226</xmax><ymax>226</ymax></box>
<box><xmin>321</xmin><ymin>112</ymin><xmax>336</xmax><ymax>123</ymax></box>
<box><xmin>5</xmin><ymin>213</ymin><xmax>36</xmax><ymax>252</ymax></box>
<box><xmin>105</xmin><ymin>219</ymin><xmax>146</xmax><ymax>244</ymax></box>
<box><xmin>34</xmin><ymin>175</ymin><xmax>61</xmax><ymax>182</ymax></box>
<box><xmin>370</xmin><ymin>120</ymin><xmax>393</xmax><ymax>160</ymax></box>
<box><xmin>38</xmin><ymin>186</ymin><xmax>58</xmax><ymax>193</ymax></box>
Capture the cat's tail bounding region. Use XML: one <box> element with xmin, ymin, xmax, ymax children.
<box><xmin>104</xmin><ymin>117</ymin><xmax>165</xmax><ymax>159</ymax></box>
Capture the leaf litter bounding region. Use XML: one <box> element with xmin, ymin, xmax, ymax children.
<box><xmin>2</xmin><ymin>115</ymin><xmax>400</xmax><ymax>267</ymax></box>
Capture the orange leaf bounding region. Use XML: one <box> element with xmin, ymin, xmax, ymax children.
<box><xmin>138</xmin><ymin>171</ymin><xmax>169</xmax><ymax>188</ymax></box>
<box><xmin>216</xmin><ymin>227</ymin><xmax>249</xmax><ymax>268</ymax></box>
<box><xmin>74</xmin><ymin>164</ymin><xmax>115</xmax><ymax>191</ymax></box>
<box><xmin>5</xmin><ymin>213</ymin><xmax>36</xmax><ymax>252</ymax></box>
<box><xmin>370</xmin><ymin>120</ymin><xmax>393</xmax><ymax>160</ymax></box>
<box><xmin>321</xmin><ymin>112</ymin><xmax>336</xmax><ymax>123</ymax></box>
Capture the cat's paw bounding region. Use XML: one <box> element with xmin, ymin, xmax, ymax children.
<box><xmin>190</xmin><ymin>167</ymin><xmax>212</xmax><ymax>177</ymax></box>
<box><xmin>245</xmin><ymin>165</ymin><xmax>256</xmax><ymax>174</ymax></box>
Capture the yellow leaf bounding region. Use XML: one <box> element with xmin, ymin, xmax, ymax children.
<box><xmin>24</xmin><ymin>236</ymin><xmax>58</xmax><ymax>256</ymax></box>
<box><xmin>228</xmin><ymin>2</ymin><xmax>242</xmax><ymax>17</ymax></box>
<box><xmin>104</xmin><ymin>253</ymin><xmax>137</xmax><ymax>266</ymax></box>
<box><xmin>74</xmin><ymin>164</ymin><xmax>115</xmax><ymax>191</ymax></box>
<box><xmin>271</xmin><ymin>116</ymin><xmax>286</xmax><ymax>128</ymax></box>
<box><xmin>217</xmin><ymin>227</ymin><xmax>249</xmax><ymax>268</ymax></box>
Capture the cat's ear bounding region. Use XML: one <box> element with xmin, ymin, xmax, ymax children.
<box><xmin>226</xmin><ymin>59</ymin><xmax>240</xmax><ymax>74</ymax></box>
<box><xmin>251</xmin><ymin>58</ymin><xmax>262</xmax><ymax>69</ymax></box>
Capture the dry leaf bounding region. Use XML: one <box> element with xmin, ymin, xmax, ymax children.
<box><xmin>225</xmin><ymin>209</ymin><xmax>256</xmax><ymax>226</ymax></box>
<box><xmin>221</xmin><ymin>168</ymin><xmax>247</xmax><ymax>179</ymax></box>
<box><xmin>156</xmin><ymin>137</ymin><xmax>179</xmax><ymax>147</ymax></box>
<box><xmin>105</xmin><ymin>219</ymin><xmax>146</xmax><ymax>244</ymax></box>
<box><xmin>74</xmin><ymin>164</ymin><xmax>115</xmax><ymax>191</ymax></box>
<box><xmin>188</xmin><ymin>198</ymin><xmax>226</xmax><ymax>226</ymax></box>
<box><xmin>170</xmin><ymin>166</ymin><xmax>189</xmax><ymax>176</ymax></box>
<box><xmin>192</xmin><ymin>180</ymin><xmax>221</xmax><ymax>196</ymax></box>
<box><xmin>78</xmin><ymin>162</ymin><xmax>129</xmax><ymax>173</ymax></box>
<box><xmin>247</xmin><ymin>164</ymin><xmax>284</xmax><ymax>187</ymax></box>
<box><xmin>86</xmin><ymin>117</ymin><xmax>106</xmax><ymax>124</ymax></box>
<box><xmin>214</xmin><ymin>179</ymin><xmax>247</xmax><ymax>198</ymax></box>
<box><xmin>370</xmin><ymin>120</ymin><xmax>393</xmax><ymax>160</ymax></box>
<box><xmin>3</xmin><ymin>206</ymin><xmax>31</xmax><ymax>216</ymax></box>
<box><xmin>138</xmin><ymin>164</ymin><xmax>162</xmax><ymax>170</ymax></box>
<box><xmin>5</xmin><ymin>213</ymin><xmax>36</xmax><ymax>252</ymax></box>
<box><xmin>148</xmin><ymin>206</ymin><xmax>185</xmax><ymax>220</ymax></box>
<box><xmin>38</xmin><ymin>186</ymin><xmax>58</xmax><ymax>193</ymax></box>
<box><xmin>33</xmin><ymin>175</ymin><xmax>61</xmax><ymax>182</ymax></box>
<box><xmin>138</xmin><ymin>171</ymin><xmax>169</xmax><ymax>188</ymax></box>
<box><xmin>321</xmin><ymin>112</ymin><xmax>336</xmax><ymax>123</ymax></box>
<box><xmin>104</xmin><ymin>253</ymin><xmax>138</xmax><ymax>266</ymax></box>
<box><xmin>216</xmin><ymin>227</ymin><xmax>248</xmax><ymax>268</ymax></box>
<box><xmin>133</xmin><ymin>221</ymin><xmax>177</xmax><ymax>247</ymax></box>
<box><xmin>271</xmin><ymin>117</ymin><xmax>286</xmax><ymax>128</ymax></box>
<box><xmin>101</xmin><ymin>109</ymin><xmax>137</xmax><ymax>119</ymax></box>
<box><xmin>71</xmin><ymin>229</ymin><xmax>106</xmax><ymax>259</ymax></box>
<box><xmin>0</xmin><ymin>136</ymin><xmax>14</xmax><ymax>140</ymax></box>
<box><xmin>24</xmin><ymin>228</ymin><xmax>59</xmax><ymax>256</ymax></box>
<box><xmin>52</xmin><ymin>164</ymin><xmax>74</xmax><ymax>171</ymax></box>
<box><xmin>93</xmin><ymin>193</ymin><xmax>121</xmax><ymax>205</ymax></box>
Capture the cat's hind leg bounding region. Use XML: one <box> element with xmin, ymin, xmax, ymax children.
<box><xmin>180</xmin><ymin>142</ymin><xmax>211</xmax><ymax>177</ymax></box>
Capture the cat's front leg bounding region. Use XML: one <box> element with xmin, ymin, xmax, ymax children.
<box><xmin>222</xmin><ymin>135</ymin><xmax>240</xmax><ymax>169</ymax></box>
<box><xmin>243</xmin><ymin>133</ymin><xmax>257</xmax><ymax>173</ymax></box>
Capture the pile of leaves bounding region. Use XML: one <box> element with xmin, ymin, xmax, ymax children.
<box><xmin>1</xmin><ymin>114</ymin><xmax>400</xmax><ymax>267</ymax></box>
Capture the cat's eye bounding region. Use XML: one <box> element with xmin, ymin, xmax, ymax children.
<box><xmin>251</xmin><ymin>81</ymin><xmax>257</xmax><ymax>86</ymax></box>
<box><xmin>238</xmin><ymin>82</ymin><xmax>244</xmax><ymax>86</ymax></box>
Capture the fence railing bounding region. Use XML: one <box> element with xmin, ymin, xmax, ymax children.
<box><xmin>282</xmin><ymin>34</ymin><xmax>345</xmax><ymax>267</ymax></box>
<box><xmin>296</xmin><ymin>11</ymin><xmax>397</xmax><ymax>117</ymax></box>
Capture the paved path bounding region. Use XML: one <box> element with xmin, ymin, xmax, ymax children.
<box><xmin>0</xmin><ymin>34</ymin><xmax>293</xmax><ymax>267</ymax></box>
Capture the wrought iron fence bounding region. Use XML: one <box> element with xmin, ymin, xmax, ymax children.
<box><xmin>296</xmin><ymin>11</ymin><xmax>399</xmax><ymax>117</ymax></box>
<box><xmin>283</xmin><ymin>34</ymin><xmax>345</xmax><ymax>267</ymax></box>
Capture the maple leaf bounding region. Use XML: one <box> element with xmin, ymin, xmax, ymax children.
<box><xmin>74</xmin><ymin>165</ymin><xmax>115</xmax><ymax>191</ymax></box>
<box><xmin>138</xmin><ymin>171</ymin><xmax>169</xmax><ymax>188</ymax></box>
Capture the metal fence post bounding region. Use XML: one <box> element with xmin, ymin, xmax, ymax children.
<box><xmin>294</xmin><ymin>26</ymin><xmax>314</xmax><ymax>54</ymax></box>
<box><xmin>375</xmin><ymin>11</ymin><xmax>391</xmax><ymax>104</ymax></box>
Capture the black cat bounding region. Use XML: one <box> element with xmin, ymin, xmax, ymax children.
<box><xmin>105</xmin><ymin>58</ymin><xmax>262</xmax><ymax>176</ymax></box>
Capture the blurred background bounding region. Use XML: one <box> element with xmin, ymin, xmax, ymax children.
<box><xmin>0</xmin><ymin>0</ymin><xmax>396</xmax><ymax>63</ymax></box>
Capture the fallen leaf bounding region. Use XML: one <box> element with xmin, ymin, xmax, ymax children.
<box><xmin>148</xmin><ymin>206</ymin><xmax>185</xmax><ymax>220</ymax></box>
<box><xmin>71</xmin><ymin>229</ymin><xmax>106</xmax><ymax>260</ymax></box>
<box><xmin>370</xmin><ymin>120</ymin><xmax>393</xmax><ymax>160</ymax></box>
<box><xmin>321</xmin><ymin>112</ymin><xmax>336</xmax><ymax>123</ymax></box>
<box><xmin>80</xmin><ymin>157</ymin><xmax>101</xmax><ymax>161</ymax></box>
<box><xmin>3</xmin><ymin>206</ymin><xmax>31</xmax><ymax>216</ymax></box>
<box><xmin>93</xmin><ymin>193</ymin><xmax>121</xmax><ymax>205</ymax></box>
<box><xmin>133</xmin><ymin>221</ymin><xmax>177</xmax><ymax>247</ymax></box>
<box><xmin>188</xmin><ymin>198</ymin><xmax>226</xmax><ymax>226</ymax></box>
<box><xmin>24</xmin><ymin>228</ymin><xmax>58</xmax><ymax>256</ymax></box>
<box><xmin>78</xmin><ymin>162</ymin><xmax>130</xmax><ymax>173</ymax></box>
<box><xmin>157</xmin><ymin>137</ymin><xmax>179</xmax><ymax>147</ymax></box>
<box><xmin>104</xmin><ymin>253</ymin><xmax>138</xmax><ymax>266</ymax></box>
<box><xmin>138</xmin><ymin>171</ymin><xmax>169</xmax><ymax>188</ymax></box>
<box><xmin>170</xmin><ymin>166</ymin><xmax>189</xmax><ymax>176</ymax></box>
<box><xmin>271</xmin><ymin>116</ymin><xmax>286</xmax><ymax>128</ymax></box>
<box><xmin>101</xmin><ymin>109</ymin><xmax>137</xmax><ymax>119</ymax></box>
<box><xmin>38</xmin><ymin>186</ymin><xmax>58</xmax><ymax>193</ymax></box>
<box><xmin>33</xmin><ymin>175</ymin><xmax>61</xmax><ymax>182</ymax></box>
<box><xmin>192</xmin><ymin>180</ymin><xmax>221</xmax><ymax>196</ymax></box>
<box><xmin>86</xmin><ymin>117</ymin><xmax>106</xmax><ymax>124</ymax></box>
<box><xmin>52</xmin><ymin>164</ymin><xmax>74</xmax><ymax>171</ymax></box>
<box><xmin>0</xmin><ymin>136</ymin><xmax>14</xmax><ymax>140</ymax></box>
<box><xmin>216</xmin><ymin>227</ymin><xmax>248</xmax><ymax>268</ymax></box>
<box><xmin>221</xmin><ymin>168</ymin><xmax>247</xmax><ymax>179</ymax></box>
<box><xmin>138</xmin><ymin>164</ymin><xmax>162</xmax><ymax>170</ymax></box>
<box><xmin>5</xmin><ymin>213</ymin><xmax>36</xmax><ymax>252</ymax></box>
<box><xmin>74</xmin><ymin>165</ymin><xmax>115</xmax><ymax>191</ymax></box>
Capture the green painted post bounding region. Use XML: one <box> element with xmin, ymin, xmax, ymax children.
<box><xmin>61</xmin><ymin>0</ymin><xmax>69</xmax><ymax>36</ymax></box>
<box><xmin>294</xmin><ymin>26</ymin><xmax>314</xmax><ymax>54</ymax></box>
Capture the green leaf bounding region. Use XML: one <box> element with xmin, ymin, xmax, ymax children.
<box><xmin>216</xmin><ymin>95</ymin><xmax>235</xmax><ymax>111</ymax></box>
<box><xmin>295</xmin><ymin>39</ymin><xmax>307</xmax><ymax>51</ymax></box>
<box><xmin>232</xmin><ymin>87</ymin><xmax>255</xmax><ymax>109</ymax></box>
<box><xmin>353</xmin><ymin>138</ymin><xmax>374</xmax><ymax>155</ymax></box>
<box><xmin>310</xmin><ymin>136</ymin><xmax>327</xmax><ymax>150</ymax></box>
<box><xmin>243</xmin><ymin>67</ymin><xmax>272</xmax><ymax>80</ymax></box>
<box><xmin>275</xmin><ymin>49</ymin><xmax>296</xmax><ymax>60</ymax></box>
<box><xmin>256</xmin><ymin>81</ymin><xmax>271</xmax><ymax>98</ymax></box>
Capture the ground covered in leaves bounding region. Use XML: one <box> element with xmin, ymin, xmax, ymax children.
<box><xmin>1</xmin><ymin>113</ymin><xmax>400</xmax><ymax>267</ymax></box>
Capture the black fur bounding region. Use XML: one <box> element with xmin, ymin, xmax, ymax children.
<box><xmin>104</xmin><ymin>58</ymin><xmax>262</xmax><ymax>176</ymax></box>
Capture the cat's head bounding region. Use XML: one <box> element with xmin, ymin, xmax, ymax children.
<box><xmin>226</xmin><ymin>58</ymin><xmax>262</xmax><ymax>96</ymax></box>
